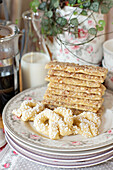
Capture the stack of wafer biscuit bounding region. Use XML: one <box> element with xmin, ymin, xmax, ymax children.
<box><xmin>42</xmin><ymin>60</ymin><xmax>108</xmax><ymax>113</ymax></box>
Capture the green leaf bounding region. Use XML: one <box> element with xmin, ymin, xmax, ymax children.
<box><xmin>77</xmin><ymin>0</ymin><xmax>81</xmax><ymax>3</ymax></box>
<box><xmin>70</xmin><ymin>18</ymin><xmax>78</xmax><ymax>26</ymax></box>
<box><xmin>30</xmin><ymin>0</ymin><xmax>40</xmax><ymax>8</ymax></box>
<box><xmin>74</xmin><ymin>27</ymin><xmax>78</xmax><ymax>38</ymax></box>
<box><xmin>90</xmin><ymin>2</ymin><xmax>99</xmax><ymax>12</ymax></box>
<box><xmin>56</xmin><ymin>17</ymin><xmax>67</xmax><ymax>26</ymax></box>
<box><xmin>30</xmin><ymin>0</ymin><xmax>40</xmax><ymax>12</ymax></box>
<box><xmin>45</xmin><ymin>11</ymin><xmax>53</xmax><ymax>18</ymax></box>
<box><xmin>79</xmin><ymin>5</ymin><xmax>83</xmax><ymax>9</ymax></box>
<box><xmin>101</xmin><ymin>4</ymin><xmax>110</xmax><ymax>14</ymax></box>
<box><xmin>57</xmin><ymin>27</ymin><xmax>62</xmax><ymax>34</ymax></box>
<box><xmin>41</xmin><ymin>19</ymin><xmax>49</xmax><ymax>26</ymax></box>
<box><xmin>41</xmin><ymin>27</ymin><xmax>44</xmax><ymax>34</ymax></box>
<box><xmin>108</xmin><ymin>1</ymin><xmax>113</xmax><ymax>9</ymax></box>
<box><xmin>50</xmin><ymin>0</ymin><xmax>59</xmax><ymax>8</ymax></box>
<box><xmin>88</xmin><ymin>28</ymin><xmax>97</xmax><ymax>35</ymax></box>
<box><xmin>96</xmin><ymin>25</ymin><xmax>104</xmax><ymax>31</ymax></box>
<box><xmin>38</xmin><ymin>2</ymin><xmax>47</xmax><ymax>10</ymax></box>
<box><xmin>54</xmin><ymin>1</ymin><xmax>59</xmax><ymax>8</ymax></box>
<box><xmin>98</xmin><ymin>26</ymin><xmax>104</xmax><ymax>31</ymax></box>
<box><xmin>15</xmin><ymin>19</ymin><xmax>19</xmax><ymax>25</ymax></box>
<box><xmin>82</xmin><ymin>0</ymin><xmax>90</xmax><ymax>8</ymax></box>
<box><xmin>52</xmin><ymin>25</ymin><xmax>58</xmax><ymax>35</ymax></box>
<box><xmin>68</xmin><ymin>0</ymin><xmax>76</xmax><ymax>4</ymax></box>
<box><xmin>98</xmin><ymin>20</ymin><xmax>106</xmax><ymax>27</ymax></box>
<box><xmin>80</xmin><ymin>10</ymin><xmax>87</xmax><ymax>16</ymax></box>
<box><xmin>73</xmin><ymin>11</ymin><xmax>78</xmax><ymax>15</ymax></box>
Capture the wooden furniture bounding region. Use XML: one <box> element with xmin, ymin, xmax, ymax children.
<box><xmin>0</xmin><ymin>114</ymin><xmax>3</xmax><ymax>129</ymax></box>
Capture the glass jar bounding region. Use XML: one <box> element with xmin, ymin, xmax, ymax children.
<box><xmin>0</xmin><ymin>23</ymin><xmax>21</xmax><ymax>114</ymax></box>
<box><xmin>21</xmin><ymin>10</ymin><xmax>50</xmax><ymax>90</ymax></box>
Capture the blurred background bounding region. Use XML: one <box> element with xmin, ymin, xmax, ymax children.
<box><xmin>0</xmin><ymin>0</ymin><xmax>31</xmax><ymax>29</ymax></box>
<box><xmin>0</xmin><ymin>0</ymin><xmax>113</xmax><ymax>40</ymax></box>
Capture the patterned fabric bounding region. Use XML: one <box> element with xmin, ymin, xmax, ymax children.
<box><xmin>0</xmin><ymin>145</ymin><xmax>113</xmax><ymax>170</ymax></box>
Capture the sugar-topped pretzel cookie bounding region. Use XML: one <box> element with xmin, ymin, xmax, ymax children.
<box><xmin>34</xmin><ymin>108</ymin><xmax>72</xmax><ymax>139</ymax></box>
<box><xmin>48</xmin><ymin>82</ymin><xmax>106</xmax><ymax>95</ymax></box>
<box><xmin>54</xmin><ymin>107</ymin><xmax>73</xmax><ymax>128</ymax></box>
<box><xmin>72</xmin><ymin>117</ymin><xmax>93</xmax><ymax>138</ymax></box>
<box><xmin>44</xmin><ymin>93</ymin><xmax>104</xmax><ymax>108</ymax></box>
<box><xmin>72</xmin><ymin>114</ymin><xmax>100</xmax><ymax>138</ymax></box>
<box><xmin>49</xmin><ymin>120</ymin><xmax>60</xmax><ymax>139</ymax></box>
<box><xmin>46</xmin><ymin>87</ymin><xmax>102</xmax><ymax>100</ymax></box>
<box><xmin>48</xmin><ymin>70</ymin><xmax>106</xmax><ymax>83</ymax></box>
<box><xmin>46</xmin><ymin>75</ymin><xmax>101</xmax><ymax>87</ymax></box>
<box><xmin>79</xmin><ymin>111</ymin><xmax>101</xmax><ymax>128</ymax></box>
<box><xmin>12</xmin><ymin>99</ymin><xmax>37</xmax><ymax>118</ymax></box>
<box><xmin>12</xmin><ymin>100</ymin><xmax>44</xmax><ymax>121</ymax></box>
<box><xmin>45</xmin><ymin>60</ymin><xmax>108</xmax><ymax>76</ymax></box>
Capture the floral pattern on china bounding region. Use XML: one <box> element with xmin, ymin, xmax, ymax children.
<box><xmin>2</xmin><ymin>85</ymin><xmax>113</xmax><ymax>151</ymax></box>
<box><xmin>45</xmin><ymin>6</ymin><xmax>105</xmax><ymax>65</ymax></box>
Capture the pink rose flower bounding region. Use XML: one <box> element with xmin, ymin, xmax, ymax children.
<box><xmin>60</xmin><ymin>49</ymin><xmax>63</xmax><ymax>53</ymax></box>
<box><xmin>110</xmin><ymin>77</ymin><xmax>113</xmax><ymax>82</ymax></box>
<box><xmin>13</xmin><ymin>151</ymin><xmax>18</xmax><ymax>155</ymax></box>
<box><xmin>30</xmin><ymin>134</ymin><xmax>40</xmax><ymax>139</ymax></box>
<box><xmin>78</xmin><ymin>28</ymin><xmax>88</xmax><ymax>39</ymax></box>
<box><xmin>24</xmin><ymin>97</ymin><xmax>32</xmax><ymax>100</ymax></box>
<box><xmin>64</xmin><ymin>48</ymin><xmax>69</xmax><ymax>54</ymax></box>
<box><xmin>4</xmin><ymin>163</ymin><xmax>10</xmax><ymax>168</ymax></box>
<box><xmin>88</xmin><ymin>20</ymin><xmax>93</xmax><ymax>26</ymax></box>
<box><xmin>108</xmin><ymin>129</ymin><xmax>113</xmax><ymax>134</ymax></box>
<box><xmin>72</xmin><ymin>141</ymin><xmax>81</xmax><ymax>145</ymax></box>
<box><xmin>71</xmin><ymin>45</ymin><xmax>80</xmax><ymax>50</ymax></box>
<box><xmin>12</xmin><ymin>115</ymin><xmax>21</xmax><ymax>120</ymax></box>
<box><xmin>87</xmin><ymin>46</ymin><xmax>93</xmax><ymax>54</ymax></box>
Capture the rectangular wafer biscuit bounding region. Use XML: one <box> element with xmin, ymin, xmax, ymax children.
<box><xmin>48</xmin><ymin>70</ymin><xmax>106</xmax><ymax>83</ymax></box>
<box><xmin>48</xmin><ymin>82</ymin><xmax>106</xmax><ymax>95</ymax></box>
<box><xmin>45</xmin><ymin>60</ymin><xmax>108</xmax><ymax>76</ymax></box>
<box><xmin>42</xmin><ymin>99</ymin><xmax>99</xmax><ymax>112</ymax></box>
<box><xmin>46</xmin><ymin>75</ymin><xmax>101</xmax><ymax>87</ymax></box>
<box><xmin>44</xmin><ymin>93</ymin><xmax>104</xmax><ymax>108</ymax></box>
<box><xmin>46</xmin><ymin>87</ymin><xmax>102</xmax><ymax>100</ymax></box>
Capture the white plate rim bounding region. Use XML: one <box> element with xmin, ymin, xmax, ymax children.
<box><xmin>5</xmin><ymin>130</ymin><xmax>113</xmax><ymax>163</ymax></box>
<box><xmin>5</xmin><ymin>126</ymin><xmax>113</xmax><ymax>157</ymax></box>
<box><xmin>2</xmin><ymin>86</ymin><xmax>113</xmax><ymax>152</ymax></box>
<box><xmin>5</xmin><ymin>133</ymin><xmax>113</xmax><ymax>169</ymax></box>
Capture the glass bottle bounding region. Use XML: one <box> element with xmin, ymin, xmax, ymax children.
<box><xmin>21</xmin><ymin>10</ymin><xmax>50</xmax><ymax>90</ymax></box>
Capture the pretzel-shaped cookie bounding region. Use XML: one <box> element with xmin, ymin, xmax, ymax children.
<box><xmin>79</xmin><ymin>111</ymin><xmax>101</xmax><ymax>128</ymax></box>
<box><xmin>12</xmin><ymin>100</ymin><xmax>44</xmax><ymax>121</ymax></box>
<box><xmin>34</xmin><ymin>108</ymin><xmax>72</xmax><ymax>139</ymax></box>
<box><xmin>72</xmin><ymin>111</ymin><xmax>100</xmax><ymax>138</ymax></box>
<box><xmin>54</xmin><ymin>107</ymin><xmax>73</xmax><ymax>128</ymax></box>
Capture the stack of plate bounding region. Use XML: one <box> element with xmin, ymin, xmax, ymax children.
<box><xmin>2</xmin><ymin>86</ymin><xmax>113</xmax><ymax>168</ymax></box>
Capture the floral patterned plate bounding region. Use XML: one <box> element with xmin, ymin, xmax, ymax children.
<box><xmin>5</xmin><ymin>131</ymin><xmax>113</xmax><ymax>169</ymax></box>
<box><xmin>5</xmin><ymin>130</ymin><xmax>113</xmax><ymax>162</ymax></box>
<box><xmin>2</xmin><ymin>85</ymin><xmax>113</xmax><ymax>152</ymax></box>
